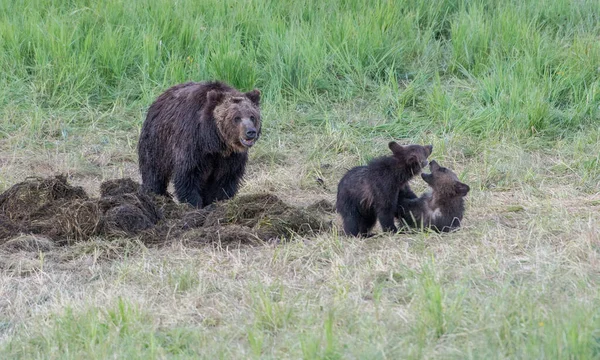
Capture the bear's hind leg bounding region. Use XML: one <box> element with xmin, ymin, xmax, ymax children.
<box><xmin>342</xmin><ymin>212</ymin><xmax>376</xmax><ymax>237</ymax></box>
<box><xmin>174</xmin><ymin>168</ymin><xmax>203</xmax><ymax>208</ymax></box>
<box><xmin>357</xmin><ymin>212</ymin><xmax>377</xmax><ymax>237</ymax></box>
<box><xmin>342</xmin><ymin>215</ymin><xmax>361</xmax><ymax>237</ymax></box>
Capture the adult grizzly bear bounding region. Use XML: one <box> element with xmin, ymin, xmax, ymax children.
<box><xmin>336</xmin><ymin>142</ymin><xmax>433</xmax><ymax>237</ymax></box>
<box><xmin>138</xmin><ymin>81</ymin><xmax>261</xmax><ymax>208</ymax></box>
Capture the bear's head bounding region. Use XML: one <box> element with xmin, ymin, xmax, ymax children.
<box><xmin>388</xmin><ymin>142</ymin><xmax>433</xmax><ymax>175</ymax></box>
<box><xmin>421</xmin><ymin>160</ymin><xmax>470</xmax><ymax>198</ymax></box>
<box><xmin>210</xmin><ymin>89</ymin><xmax>262</xmax><ymax>153</ymax></box>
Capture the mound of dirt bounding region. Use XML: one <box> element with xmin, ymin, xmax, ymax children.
<box><xmin>0</xmin><ymin>215</ymin><xmax>21</xmax><ymax>240</ymax></box>
<box><xmin>203</xmin><ymin>193</ymin><xmax>331</xmax><ymax>240</ymax></box>
<box><xmin>100</xmin><ymin>178</ymin><xmax>140</xmax><ymax>197</ymax></box>
<box><xmin>99</xmin><ymin>192</ymin><xmax>162</xmax><ymax>232</ymax></box>
<box><xmin>39</xmin><ymin>199</ymin><xmax>103</xmax><ymax>243</ymax></box>
<box><xmin>0</xmin><ymin>176</ymin><xmax>333</xmax><ymax>251</ymax></box>
<box><xmin>0</xmin><ymin>175</ymin><xmax>87</xmax><ymax>222</ymax></box>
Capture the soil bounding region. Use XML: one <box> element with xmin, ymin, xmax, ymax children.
<box><xmin>0</xmin><ymin>175</ymin><xmax>334</xmax><ymax>252</ymax></box>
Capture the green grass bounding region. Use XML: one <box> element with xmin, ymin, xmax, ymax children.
<box><xmin>1</xmin><ymin>0</ymin><xmax>600</xmax><ymax>358</ymax></box>
<box><xmin>1</xmin><ymin>0</ymin><xmax>598</xmax><ymax>142</ymax></box>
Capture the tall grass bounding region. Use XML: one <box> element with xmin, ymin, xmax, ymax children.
<box><xmin>0</xmin><ymin>0</ymin><xmax>598</xmax><ymax>140</ymax></box>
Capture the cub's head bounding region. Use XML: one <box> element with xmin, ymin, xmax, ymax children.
<box><xmin>209</xmin><ymin>89</ymin><xmax>262</xmax><ymax>152</ymax></box>
<box><xmin>388</xmin><ymin>142</ymin><xmax>433</xmax><ymax>175</ymax></box>
<box><xmin>421</xmin><ymin>160</ymin><xmax>470</xmax><ymax>198</ymax></box>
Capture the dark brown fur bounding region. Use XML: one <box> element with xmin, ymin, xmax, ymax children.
<box><xmin>336</xmin><ymin>142</ymin><xmax>433</xmax><ymax>237</ymax></box>
<box><xmin>137</xmin><ymin>81</ymin><xmax>261</xmax><ymax>208</ymax></box>
<box><xmin>397</xmin><ymin>160</ymin><xmax>470</xmax><ymax>232</ymax></box>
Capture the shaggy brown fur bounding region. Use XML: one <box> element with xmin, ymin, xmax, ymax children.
<box><xmin>397</xmin><ymin>160</ymin><xmax>470</xmax><ymax>232</ymax></box>
<box><xmin>336</xmin><ymin>142</ymin><xmax>433</xmax><ymax>237</ymax></box>
<box><xmin>138</xmin><ymin>81</ymin><xmax>261</xmax><ymax>208</ymax></box>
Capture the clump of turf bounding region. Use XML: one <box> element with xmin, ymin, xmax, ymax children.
<box><xmin>0</xmin><ymin>215</ymin><xmax>21</xmax><ymax>241</ymax></box>
<box><xmin>0</xmin><ymin>176</ymin><xmax>164</xmax><ymax>245</ymax></box>
<box><xmin>99</xmin><ymin>193</ymin><xmax>162</xmax><ymax>234</ymax></box>
<box><xmin>204</xmin><ymin>193</ymin><xmax>332</xmax><ymax>241</ymax></box>
<box><xmin>0</xmin><ymin>176</ymin><xmax>333</xmax><ymax>251</ymax></box>
<box><xmin>40</xmin><ymin>199</ymin><xmax>104</xmax><ymax>243</ymax></box>
<box><xmin>100</xmin><ymin>178</ymin><xmax>140</xmax><ymax>197</ymax></box>
<box><xmin>0</xmin><ymin>175</ymin><xmax>87</xmax><ymax>222</ymax></box>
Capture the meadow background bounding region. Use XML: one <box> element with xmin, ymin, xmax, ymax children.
<box><xmin>1</xmin><ymin>0</ymin><xmax>600</xmax><ymax>358</ymax></box>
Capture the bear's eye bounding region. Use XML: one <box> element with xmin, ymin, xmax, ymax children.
<box><xmin>234</xmin><ymin>117</ymin><xmax>241</xmax><ymax>123</ymax></box>
<box><xmin>250</xmin><ymin>116</ymin><xmax>256</xmax><ymax>123</ymax></box>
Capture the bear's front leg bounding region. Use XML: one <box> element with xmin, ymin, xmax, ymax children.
<box><xmin>377</xmin><ymin>208</ymin><xmax>398</xmax><ymax>233</ymax></box>
<box><xmin>398</xmin><ymin>184</ymin><xmax>418</xmax><ymax>200</ymax></box>
<box><xmin>174</xmin><ymin>168</ymin><xmax>203</xmax><ymax>208</ymax></box>
<box><xmin>207</xmin><ymin>153</ymin><xmax>247</xmax><ymax>203</ymax></box>
<box><xmin>212</xmin><ymin>174</ymin><xmax>241</xmax><ymax>202</ymax></box>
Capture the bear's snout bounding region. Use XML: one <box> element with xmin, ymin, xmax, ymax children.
<box><xmin>245</xmin><ymin>129</ymin><xmax>257</xmax><ymax>139</ymax></box>
<box><xmin>239</xmin><ymin>118</ymin><xmax>259</xmax><ymax>148</ymax></box>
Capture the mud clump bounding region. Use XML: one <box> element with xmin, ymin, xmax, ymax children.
<box><xmin>0</xmin><ymin>176</ymin><xmax>332</xmax><ymax>251</ymax></box>
<box><xmin>204</xmin><ymin>193</ymin><xmax>286</xmax><ymax>227</ymax></box>
<box><xmin>204</xmin><ymin>193</ymin><xmax>331</xmax><ymax>240</ymax></box>
<box><xmin>104</xmin><ymin>205</ymin><xmax>155</xmax><ymax>234</ymax></box>
<box><xmin>100</xmin><ymin>178</ymin><xmax>140</xmax><ymax>197</ymax></box>
<box><xmin>0</xmin><ymin>175</ymin><xmax>94</xmax><ymax>244</ymax></box>
<box><xmin>42</xmin><ymin>199</ymin><xmax>103</xmax><ymax>243</ymax></box>
<box><xmin>98</xmin><ymin>192</ymin><xmax>162</xmax><ymax>235</ymax></box>
<box><xmin>0</xmin><ymin>176</ymin><xmax>162</xmax><ymax>245</ymax></box>
<box><xmin>0</xmin><ymin>215</ymin><xmax>21</xmax><ymax>240</ymax></box>
<box><xmin>0</xmin><ymin>175</ymin><xmax>87</xmax><ymax>222</ymax></box>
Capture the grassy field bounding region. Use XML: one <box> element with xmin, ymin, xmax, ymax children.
<box><xmin>1</xmin><ymin>0</ymin><xmax>600</xmax><ymax>358</ymax></box>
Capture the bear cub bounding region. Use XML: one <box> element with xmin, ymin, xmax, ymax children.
<box><xmin>336</xmin><ymin>142</ymin><xmax>433</xmax><ymax>237</ymax></box>
<box><xmin>397</xmin><ymin>160</ymin><xmax>469</xmax><ymax>232</ymax></box>
<box><xmin>137</xmin><ymin>81</ymin><xmax>261</xmax><ymax>208</ymax></box>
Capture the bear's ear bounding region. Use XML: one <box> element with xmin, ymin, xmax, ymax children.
<box><xmin>405</xmin><ymin>154</ymin><xmax>419</xmax><ymax>167</ymax></box>
<box><xmin>454</xmin><ymin>182</ymin><xmax>470</xmax><ymax>196</ymax></box>
<box><xmin>421</xmin><ymin>173</ymin><xmax>434</xmax><ymax>185</ymax></box>
<box><xmin>388</xmin><ymin>141</ymin><xmax>403</xmax><ymax>155</ymax></box>
<box><xmin>425</xmin><ymin>145</ymin><xmax>433</xmax><ymax>156</ymax></box>
<box><xmin>429</xmin><ymin>160</ymin><xmax>441</xmax><ymax>172</ymax></box>
<box><xmin>207</xmin><ymin>90</ymin><xmax>225</xmax><ymax>104</ymax></box>
<box><xmin>245</xmin><ymin>89</ymin><xmax>261</xmax><ymax>106</ymax></box>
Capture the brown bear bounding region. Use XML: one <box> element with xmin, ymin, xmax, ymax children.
<box><xmin>137</xmin><ymin>81</ymin><xmax>261</xmax><ymax>208</ymax></box>
<box><xmin>336</xmin><ymin>142</ymin><xmax>433</xmax><ymax>237</ymax></box>
<box><xmin>397</xmin><ymin>160</ymin><xmax>470</xmax><ymax>232</ymax></box>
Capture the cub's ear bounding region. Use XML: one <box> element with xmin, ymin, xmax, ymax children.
<box><xmin>424</xmin><ymin>145</ymin><xmax>433</xmax><ymax>156</ymax></box>
<box><xmin>405</xmin><ymin>154</ymin><xmax>420</xmax><ymax>168</ymax></box>
<box><xmin>388</xmin><ymin>141</ymin><xmax>403</xmax><ymax>154</ymax></box>
<box><xmin>421</xmin><ymin>173</ymin><xmax>434</xmax><ymax>185</ymax></box>
<box><xmin>429</xmin><ymin>160</ymin><xmax>441</xmax><ymax>172</ymax></box>
<box><xmin>207</xmin><ymin>90</ymin><xmax>225</xmax><ymax>104</ymax></box>
<box><xmin>455</xmin><ymin>182</ymin><xmax>470</xmax><ymax>196</ymax></box>
<box><xmin>245</xmin><ymin>89</ymin><xmax>261</xmax><ymax>106</ymax></box>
